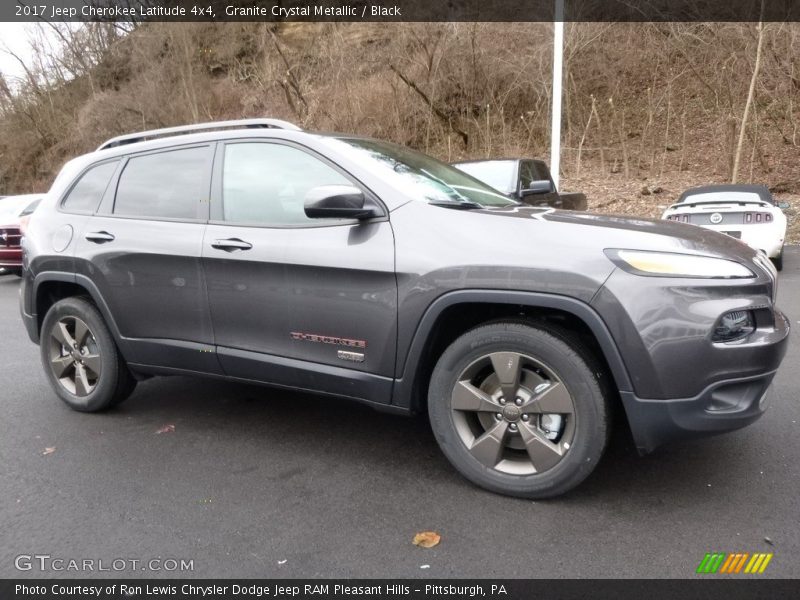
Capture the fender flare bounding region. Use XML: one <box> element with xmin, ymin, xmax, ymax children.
<box><xmin>391</xmin><ymin>289</ymin><xmax>633</xmax><ymax>409</ymax></box>
<box><xmin>32</xmin><ymin>271</ymin><xmax>126</xmax><ymax>346</ymax></box>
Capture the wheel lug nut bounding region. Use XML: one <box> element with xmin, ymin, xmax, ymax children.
<box><xmin>499</xmin><ymin>398</ymin><xmax>506</xmax><ymax>405</ymax></box>
<box><xmin>509</xmin><ymin>423</ymin><xmax>518</xmax><ymax>431</ymax></box>
<box><xmin>495</xmin><ymin>413</ymin><xmax>502</xmax><ymax>420</ymax></box>
<box><xmin>515</xmin><ymin>398</ymin><xmax>522</xmax><ymax>406</ymax></box>
<box><xmin>522</xmin><ymin>414</ymin><xmax>530</xmax><ymax>422</ymax></box>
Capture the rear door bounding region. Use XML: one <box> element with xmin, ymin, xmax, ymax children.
<box><xmin>74</xmin><ymin>143</ymin><xmax>220</xmax><ymax>373</ymax></box>
<box><xmin>204</xmin><ymin>140</ymin><xmax>397</xmax><ymax>401</ymax></box>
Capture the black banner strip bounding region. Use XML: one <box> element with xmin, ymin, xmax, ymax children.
<box><xmin>3</xmin><ymin>579</ymin><xmax>800</xmax><ymax>600</ymax></box>
<box><xmin>4</xmin><ymin>0</ymin><xmax>800</xmax><ymax>23</ymax></box>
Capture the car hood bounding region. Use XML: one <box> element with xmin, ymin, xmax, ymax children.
<box><xmin>479</xmin><ymin>205</ymin><xmax>760</xmax><ymax>263</ymax></box>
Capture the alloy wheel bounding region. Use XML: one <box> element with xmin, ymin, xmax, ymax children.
<box><xmin>450</xmin><ymin>351</ymin><xmax>576</xmax><ymax>475</ymax></box>
<box><xmin>47</xmin><ymin>316</ymin><xmax>102</xmax><ymax>397</ymax></box>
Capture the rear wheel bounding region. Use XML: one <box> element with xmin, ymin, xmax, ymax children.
<box><xmin>428</xmin><ymin>321</ymin><xmax>609</xmax><ymax>498</ymax></box>
<box><xmin>40</xmin><ymin>297</ymin><xmax>137</xmax><ymax>412</ymax></box>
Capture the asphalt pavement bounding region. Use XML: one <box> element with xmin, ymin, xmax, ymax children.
<box><xmin>2</xmin><ymin>250</ymin><xmax>799</xmax><ymax>579</ymax></box>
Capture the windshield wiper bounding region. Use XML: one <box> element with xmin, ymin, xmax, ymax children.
<box><xmin>428</xmin><ymin>200</ymin><xmax>484</xmax><ymax>210</ymax></box>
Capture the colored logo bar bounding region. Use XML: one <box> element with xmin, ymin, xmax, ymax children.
<box><xmin>697</xmin><ymin>552</ymin><xmax>773</xmax><ymax>574</ymax></box>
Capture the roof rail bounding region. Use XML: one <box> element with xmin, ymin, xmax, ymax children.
<box><xmin>96</xmin><ymin>118</ymin><xmax>302</xmax><ymax>151</ymax></box>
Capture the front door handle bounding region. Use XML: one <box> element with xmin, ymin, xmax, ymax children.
<box><xmin>85</xmin><ymin>231</ymin><xmax>115</xmax><ymax>243</ymax></box>
<box><xmin>211</xmin><ymin>238</ymin><xmax>253</xmax><ymax>252</ymax></box>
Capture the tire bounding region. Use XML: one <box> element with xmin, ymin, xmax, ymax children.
<box><xmin>772</xmin><ymin>247</ymin><xmax>784</xmax><ymax>272</ymax></box>
<box><xmin>40</xmin><ymin>296</ymin><xmax>137</xmax><ymax>412</ymax></box>
<box><xmin>428</xmin><ymin>321</ymin><xmax>610</xmax><ymax>499</ymax></box>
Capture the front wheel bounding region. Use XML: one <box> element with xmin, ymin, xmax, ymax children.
<box><xmin>40</xmin><ymin>297</ymin><xmax>137</xmax><ymax>412</ymax></box>
<box><xmin>428</xmin><ymin>321</ymin><xmax>610</xmax><ymax>499</ymax></box>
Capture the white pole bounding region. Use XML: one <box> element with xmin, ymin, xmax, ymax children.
<box><xmin>550</xmin><ymin>0</ymin><xmax>565</xmax><ymax>190</ymax></box>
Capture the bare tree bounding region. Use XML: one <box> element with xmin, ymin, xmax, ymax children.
<box><xmin>731</xmin><ymin>1</ymin><xmax>766</xmax><ymax>183</ymax></box>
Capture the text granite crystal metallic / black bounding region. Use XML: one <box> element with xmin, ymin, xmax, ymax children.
<box><xmin>18</xmin><ymin>118</ymin><xmax>789</xmax><ymax>498</ymax></box>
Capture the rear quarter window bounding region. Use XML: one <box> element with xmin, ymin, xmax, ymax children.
<box><xmin>62</xmin><ymin>161</ymin><xmax>119</xmax><ymax>213</ymax></box>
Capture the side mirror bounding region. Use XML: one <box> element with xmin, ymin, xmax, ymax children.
<box><xmin>304</xmin><ymin>185</ymin><xmax>378</xmax><ymax>219</ymax></box>
<box><xmin>777</xmin><ymin>201</ymin><xmax>790</xmax><ymax>210</ymax></box>
<box><xmin>520</xmin><ymin>180</ymin><xmax>554</xmax><ymax>197</ymax></box>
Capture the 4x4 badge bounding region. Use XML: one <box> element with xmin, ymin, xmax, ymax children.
<box><xmin>337</xmin><ymin>350</ymin><xmax>365</xmax><ymax>363</ymax></box>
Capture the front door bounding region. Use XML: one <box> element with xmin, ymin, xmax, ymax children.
<box><xmin>204</xmin><ymin>140</ymin><xmax>397</xmax><ymax>402</ymax></box>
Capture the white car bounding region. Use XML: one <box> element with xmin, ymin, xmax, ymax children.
<box><xmin>662</xmin><ymin>184</ymin><xmax>787</xmax><ymax>271</ymax></box>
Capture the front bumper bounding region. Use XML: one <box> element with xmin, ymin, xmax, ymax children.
<box><xmin>621</xmin><ymin>371</ymin><xmax>778</xmax><ymax>453</ymax></box>
<box><xmin>592</xmin><ymin>260</ymin><xmax>788</xmax><ymax>451</ymax></box>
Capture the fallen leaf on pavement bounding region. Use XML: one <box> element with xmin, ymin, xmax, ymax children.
<box><xmin>42</xmin><ymin>447</ymin><xmax>56</xmax><ymax>456</ymax></box>
<box><xmin>412</xmin><ymin>531</ymin><xmax>441</xmax><ymax>548</ymax></box>
<box><xmin>155</xmin><ymin>424</ymin><xmax>175</xmax><ymax>434</ymax></box>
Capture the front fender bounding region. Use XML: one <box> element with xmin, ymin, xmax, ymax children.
<box><xmin>390</xmin><ymin>289</ymin><xmax>633</xmax><ymax>410</ymax></box>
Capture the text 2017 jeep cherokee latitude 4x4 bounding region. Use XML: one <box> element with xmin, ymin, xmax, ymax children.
<box><xmin>20</xmin><ymin>119</ymin><xmax>789</xmax><ymax>498</ymax></box>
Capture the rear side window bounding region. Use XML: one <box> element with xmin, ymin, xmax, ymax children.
<box><xmin>62</xmin><ymin>162</ymin><xmax>118</xmax><ymax>213</ymax></box>
<box><xmin>114</xmin><ymin>146</ymin><xmax>209</xmax><ymax>220</ymax></box>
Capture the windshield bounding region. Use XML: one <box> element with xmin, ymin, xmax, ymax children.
<box><xmin>454</xmin><ymin>160</ymin><xmax>517</xmax><ymax>195</ymax></box>
<box><xmin>323</xmin><ymin>138</ymin><xmax>517</xmax><ymax>207</ymax></box>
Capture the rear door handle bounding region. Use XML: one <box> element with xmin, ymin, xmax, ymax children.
<box><xmin>211</xmin><ymin>238</ymin><xmax>253</xmax><ymax>252</ymax></box>
<box><xmin>85</xmin><ymin>231</ymin><xmax>115</xmax><ymax>243</ymax></box>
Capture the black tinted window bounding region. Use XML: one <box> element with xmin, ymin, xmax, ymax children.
<box><xmin>114</xmin><ymin>147</ymin><xmax>209</xmax><ymax>219</ymax></box>
<box><xmin>62</xmin><ymin>162</ymin><xmax>118</xmax><ymax>213</ymax></box>
<box><xmin>222</xmin><ymin>143</ymin><xmax>351</xmax><ymax>225</ymax></box>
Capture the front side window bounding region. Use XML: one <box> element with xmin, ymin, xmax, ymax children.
<box><xmin>114</xmin><ymin>147</ymin><xmax>209</xmax><ymax>220</ymax></box>
<box><xmin>222</xmin><ymin>143</ymin><xmax>352</xmax><ymax>225</ymax></box>
<box><xmin>62</xmin><ymin>161</ymin><xmax>118</xmax><ymax>213</ymax></box>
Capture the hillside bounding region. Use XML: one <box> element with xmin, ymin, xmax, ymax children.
<box><xmin>1</xmin><ymin>22</ymin><xmax>798</xmax><ymax>237</ymax></box>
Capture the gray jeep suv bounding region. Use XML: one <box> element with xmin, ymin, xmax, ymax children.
<box><xmin>19</xmin><ymin>119</ymin><xmax>789</xmax><ymax>498</ymax></box>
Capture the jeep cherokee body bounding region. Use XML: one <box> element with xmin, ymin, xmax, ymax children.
<box><xmin>20</xmin><ymin>119</ymin><xmax>789</xmax><ymax>498</ymax></box>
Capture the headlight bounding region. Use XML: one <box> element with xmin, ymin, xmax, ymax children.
<box><xmin>605</xmin><ymin>249</ymin><xmax>755</xmax><ymax>279</ymax></box>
